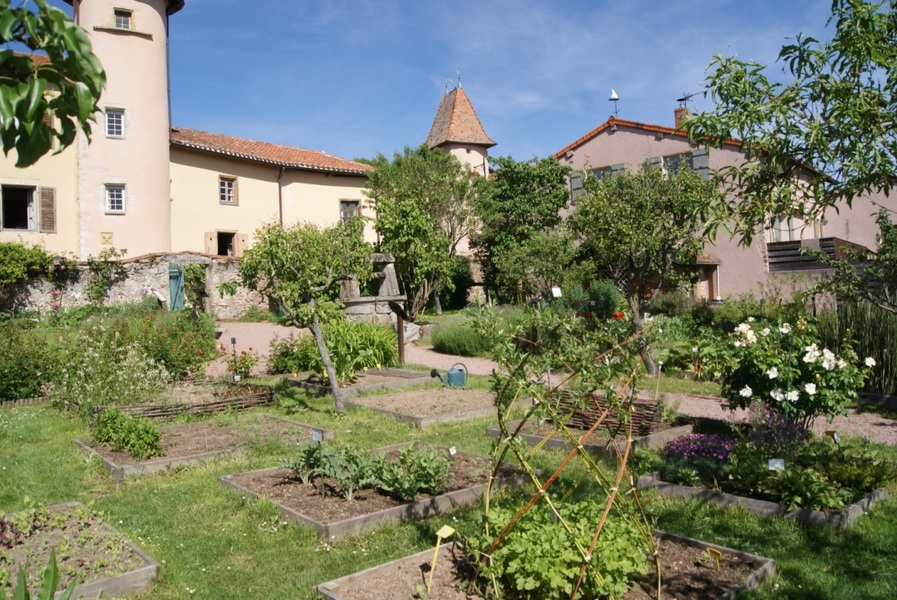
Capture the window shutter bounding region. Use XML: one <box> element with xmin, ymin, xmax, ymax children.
<box><xmin>647</xmin><ymin>156</ymin><xmax>662</xmax><ymax>169</ymax></box>
<box><xmin>204</xmin><ymin>232</ymin><xmax>216</xmax><ymax>254</ymax></box>
<box><xmin>570</xmin><ymin>171</ymin><xmax>583</xmax><ymax>203</ymax></box>
<box><xmin>39</xmin><ymin>187</ymin><xmax>56</xmax><ymax>233</ymax></box>
<box><xmin>236</xmin><ymin>234</ymin><xmax>248</xmax><ymax>258</ymax></box>
<box><xmin>692</xmin><ymin>149</ymin><xmax>710</xmax><ymax>179</ymax></box>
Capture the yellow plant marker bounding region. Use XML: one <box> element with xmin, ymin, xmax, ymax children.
<box><xmin>708</xmin><ymin>548</ymin><xmax>723</xmax><ymax>572</ymax></box>
<box><xmin>427</xmin><ymin>525</ymin><xmax>456</xmax><ymax>593</ymax></box>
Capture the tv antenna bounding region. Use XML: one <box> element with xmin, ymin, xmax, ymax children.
<box><xmin>609</xmin><ymin>88</ymin><xmax>620</xmax><ymax>116</ymax></box>
<box><xmin>676</xmin><ymin>92</ymin><xmax>698</xmax><ymax>108</ymax></box>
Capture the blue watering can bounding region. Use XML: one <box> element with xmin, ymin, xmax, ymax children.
<box><xmin>430</xmin><ymin>363</ymin><xmax>468</xmax><ymax>388</ymax></box>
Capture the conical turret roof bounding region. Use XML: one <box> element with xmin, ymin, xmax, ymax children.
<box><xmin>426</xmin><ymin>86</ymin><xmax>495</xmax><ymax>149</ymax></box>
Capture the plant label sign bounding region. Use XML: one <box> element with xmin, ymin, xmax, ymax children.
<box><xmin>768</xmin><ymin>458</ymin><xmax>785</xmax><ymax>471</ymax></box>
<box><xmin>551</xmin><ymin>286</ymin><xmax>563</xmax><ymax>298</ymax></box>
<box><xmin>708</xmin><ymin>548</ymin><xmax>723</xmax><ymax>572</ymax></box>
<box><xmin>448</xmin><ymin>446</ymin><xmax>457</xmax><ymax>456</ymax></box>
<box><xmin>312</xmin><ymin>430</ymin><xmax>323</xmax><ymax>443</ymax></box>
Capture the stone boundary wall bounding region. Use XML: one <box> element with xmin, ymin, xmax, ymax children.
<box><xmin>10</xmin><ymin>252</ymin><xmax>265</xmax><ymax>320</ymax></box>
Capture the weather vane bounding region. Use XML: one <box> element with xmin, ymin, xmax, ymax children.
<box><xmin>609</xmin><ymin>88</ymin><xmax>620</xmax><ymax>116</ymax></box>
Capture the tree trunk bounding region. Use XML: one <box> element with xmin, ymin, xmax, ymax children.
<box><xmin>434</xmin><ymin>288</ymin><xmax>443</xmax><ymax>316</ymax></box>
<box><xmin>309</xmin><ymin>315</ymin><xmax>346</xmax><ymax>413</ymax></box>
<box><xmin>629</xmin><ymin>295</ymin><xmax>657</xmax><ymax>377</ymax></box>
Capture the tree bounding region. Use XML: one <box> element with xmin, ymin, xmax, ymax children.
<box><xmin>1</xmin><ymin>0</ymin><xmax>106</xmax><ymax>167</ymax></box>
<box><xmin>685</xmin><ymin>0</ymin><xmax>897</xmax><ymax>244</ymax></box>
<box><xmin>221</xmin><ymin>220</ymin><xmax>372</xmax><ymax>413</ymax></box>
<box><xmin>472</xmin><ymin>156</ymin><xmax>571</xmax><ymax>303</ymax></box>
<box><xmin>365</xmin><ymin>145</ymin><xmax>477</xmax><ymax>320</ymax></box>
<box><xmin>569</xmin><ymin>163</ymin><xmax>722</xmax><ymax>375</ymax></box>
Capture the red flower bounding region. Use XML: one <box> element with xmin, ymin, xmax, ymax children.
<box><xmin>612</xmin><ymin>312</ymin><xmax>625</xmax><ymax>319</ymax></box>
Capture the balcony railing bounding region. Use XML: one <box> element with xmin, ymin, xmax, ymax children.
<box><xmin>766</xmin><ymin>237</ymin><xmax>868</xmax><ymax>272</ymax></box>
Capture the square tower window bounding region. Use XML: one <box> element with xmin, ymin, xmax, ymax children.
<box><xmin>219</xmin><ymin>176</ymin><xmax>237</xmax><ymax>205</ymax></box>
<box><xmin>106</xmin><ymin>185</ymin><xmax>125</xmax><ymax>214</ymax></box>
<box><xmin>105</xmin><ymin>108</ymin><xmax>124</xmax><ymax>138</ymax></box>
<box><xmin>114</xmin><ymin>9</ymin><xmax>132</xmax><ymax>30</ymax></box>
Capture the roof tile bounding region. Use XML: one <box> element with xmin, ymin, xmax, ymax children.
<box><xmin>426</xmin><ymin>87</ymin><xmax>495</xmax><ymax>149</ymax></box>
<box><xmin>169</xmin><ymin>127</ymin><xmax>373</xmax><ymax>175</ymax></box>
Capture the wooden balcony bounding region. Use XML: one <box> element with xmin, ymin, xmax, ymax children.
<box><xmin>766</xmin><ymin>237</ymin><xmax>868</xmax><ymax>272</ymax></box>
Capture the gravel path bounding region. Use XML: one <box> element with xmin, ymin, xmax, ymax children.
<box><xmin>210</xmin><ymin>322</ymin><xmax>897</xmax><ymax>445</ymax></box>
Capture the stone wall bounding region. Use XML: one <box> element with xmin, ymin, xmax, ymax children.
<box><xmin>9</xmin><ymin>252</ymin><xmax>266</xmax><ymax>320</ymax></box>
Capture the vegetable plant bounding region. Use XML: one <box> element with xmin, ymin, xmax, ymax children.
<box><xmin>91</xmin><ymin>408</ymin><xmax>162</xmax><ymax>461</ymax></box>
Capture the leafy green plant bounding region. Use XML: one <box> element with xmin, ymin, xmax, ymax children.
<box><xmin>761</xmin><ymin>467</ymin><xmax>847</xmax><ymax>511</ymax></box>
<box><xmin>0</xmin><ymin>323</ymin><xmax>61</xmax><ymax>402</ymax></box>
<box><xmin>319</xmin><ymin>445</ymin><xmax>380</xmax><ymax>501</ymax></box>
<box><xmin>84</xmin><ymin>248</ymin><xmax>127</xmax><ymax>307</ymax></box>
<box><xmin>91</xmin><ymin>408</ymin><xmax>162</xmax><ymax>461</ymax></box>
<box><xmin>12</xmin><ymin>549</ymin><xmax>78</xmax><ymax>600</ymax></box>
<box><xmin>268</xmin><ymin>320</ymin><xmax>397</xmax><ymax>383</ymax></box>
<box><xmin>375</xmin><ymin>445</ymin><xmax>452</xmax><ymax>502</ymax></box>
<box><xmin>467</xmin><ymin>501</ymin><xmax>649</xmax><ymax>600</ymax></box>
<box><xmin>431</xmin><ymin>320</ymin><xmax>489</xmax><ymax>357</ymax></box>
<box><xmin>283</xmin><ymin>441</ymin><xmax>330</xmax><ymax>485</ymax></box>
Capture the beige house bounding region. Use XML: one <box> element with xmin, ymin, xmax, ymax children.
<box><xmin>553</xmin><ymin>111</ymin><xmax>893</xmax><ymax>300</ymax></box>
<box><xmin>0</xmin><ymin>0</ymin><xmax>372</xmax><ymax>261</ymax></box>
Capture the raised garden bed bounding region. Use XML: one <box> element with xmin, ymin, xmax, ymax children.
<box><xmin>637</xmin><ymin>471</ymin><xmax>891</xmax><ymax>528</ymax></box>
<box><xmin>220</xmin><ymin>442</ymin><xmax>524</xmax><ymax>541</ymax></box>
<box><xmin>346</xmin><ymin>388</ymin><xmax>529</xmax><ymax>428</ymax></box>
<box><xmin>287</xmin><ymin>368</ymin><xmax>430</xmax><ymax>398</ymax></box>
<box><xmin>315</xmin><ymin>530</ymin><xmax>776</xmax><ymax>599</ymax></box>
<box><xmin>1</xmin><ymin>502</ymin><xmax>159</xmax><ymax>599</ymax></box>
<box><xmin>486</xmin><ymin>419</ymin><xmax>693</xmax><ymax>456</ymax></box>
<box><xmin>75</xmin><ymin>414</ymin><xmax>333</xmax><ymax>481</ymax></box>
<box><xmin>109</xmin><ymin>384</ymin><xmax>275</xmax><ymax>421</ymax></box>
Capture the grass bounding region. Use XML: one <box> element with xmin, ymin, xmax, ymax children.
<box><xmin>3</xmin><ymin>383</ymin><xmax>897</xmax><ymax>599</ymax></box>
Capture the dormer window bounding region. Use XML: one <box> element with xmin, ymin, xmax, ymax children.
<box><xmin>114</xmin><ymin>9</ymin><xmax>132</xmax><ymax>30</ymax></box>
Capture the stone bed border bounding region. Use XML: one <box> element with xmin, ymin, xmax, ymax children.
<box><xmin>219</xmin><ymin>441</ymin><xmax>526</xmax><ymax>541</ymax></box>
<box><xmin>287</xmin><ymin>368</ymin><xmax>431</xmax><ymax>398</ymax></box>
<box><xmin>637</xmin><ymin>472</ymin><xmax>890</xmax><ymax>529</ymax></box>
<box><xmin>486</xmin><ymin>419</ymin><xmax>693</xmax><ymax>456</ymax></box>
<box><xmin>75</xmin><ymin>415</ymin><xmax>334</xmax><ymax>481</ymax></box>
<box><xmin>345</xmin><ymin>393</ymin><xmax>530</xmax><ymax>429</ymax></box>
<box><xmin>314</xmin><ymin>530</ymin><xmax>776</xmax><ymax>600</ymax></box>
<box><xmin>10</xmin><ymin>502</ymin><xmax>161</xmax><ymax>599</ymax></box>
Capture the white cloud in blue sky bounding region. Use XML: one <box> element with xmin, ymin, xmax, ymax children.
<box><xmin>51</xmin><ymin>0</ymin><xmax>832</xmax><ymax>161</ymax></box>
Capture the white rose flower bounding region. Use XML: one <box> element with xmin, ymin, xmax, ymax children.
<box><xmin>786</xmin><ymin>390</ymin><xmax>799</xmax><ymax>402</ymax></box>
<box><xmin>837</xmin><ymin>359</ymin><xmax>847</xmax><ymax>369</ymax></box>
<box><xmin>761</xmin><ymin>328</ymin><xmax>771</xmax><ymax>336</ymax></box>
<box><xmin>866</xmin><ymin>357</ymin><xmax>877</xmax><ymax>367</ymax></box>
<box><xmin>739</xmin><ymin>385</ymin><xmax>753</xmax><ymax>398</ymax></box>
<box><xmin>766</xmin><ymin>367</ymin><xmax>778</xmax><ymax>379</ymax></box>
<box><xmin>804</xmin><ymin>383</ymin><xmax>817</xmax><ymax>395</ymax></box>
<box><xmin>779</xmin><ymin>323</ymin><xmax>792</xmax><ymax>334</ymax></box>
<box><xmin>770</xmin><ymin>389</ymin><xmax>784</xmax><ymax>402</ymax></box>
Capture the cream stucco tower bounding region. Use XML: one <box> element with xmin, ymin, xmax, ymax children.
<box><xmin>66</xmin><ymin>0</ymin><xmax>183</xmax><ymax>258</ymax></box>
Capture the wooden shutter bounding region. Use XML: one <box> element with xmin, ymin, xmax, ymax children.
<box><xmin>39</xmin><ymin>187</ymin><xmax>56</xmax><ymax>233</ymax></box>
<box><xmin>236</xmin><ymin>234</ymin><xmax>248</xmax><ymax>257</ymax></box>
<box><xmin>570</xmin><ymin>172</ymin><xmax>583</xmax><ymax>203</ymax></box>
<box><xmin>692</xmin><ymin>149</ymin><xmax>710</xmax><ymax>180</ymax></box>
<box><xmin>204</xmin><ymin>232</ymin><xmax>216</xmax><ymax>254</ymax></box>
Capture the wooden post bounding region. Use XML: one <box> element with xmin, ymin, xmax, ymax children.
<box><xmin>397</xmin><ymin>314</ymin><xmax>405</xmax><ymax>366</ymax></box>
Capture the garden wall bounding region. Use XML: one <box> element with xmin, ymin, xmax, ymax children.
<box><xmin>10</xmin><ymin>252</ymin><xmax>265</xmax><ymax>320</ymax></box>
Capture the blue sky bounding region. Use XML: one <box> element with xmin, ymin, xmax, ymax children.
<box><xmin>53</xmin><ymin>0</ymin><xmax>832</xmax><ymax>162</ymax></box>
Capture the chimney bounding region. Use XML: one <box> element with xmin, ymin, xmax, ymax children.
<box><xmin>674</xmin><ymin>106</ymin><xmax>690</xmax><ymax>128</ymax></box>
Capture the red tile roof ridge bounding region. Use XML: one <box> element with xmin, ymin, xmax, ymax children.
<box><xmin>553</xmin><ymin>115</ymin><xmax>741</xmax><ymax>159</ymax></box>
<box><xmin>169</xmin><ymin>126</ymin><xmax>373</xmax><ymax>175</ymax></box>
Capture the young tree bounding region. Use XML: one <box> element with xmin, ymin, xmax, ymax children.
<box><xmin>569</xmin><ymin>163</ymin><xmax>722</xmax><ymax>375</ymax></box>
<box><xmin>222</xmin><ymin>220</ymin><xmax>372</xmax><ymax>413</ymax></box>
<box><xmin>472</xmin><ymin>156</ymin><xmax>571</xmax><ymax>303</ymax></box>
<box><xmin>685</xmin><ymin>0</ymin><xmax>897</xmax><ymax>243</ymax></box>
<box><xmin>365</xmin><ymin>144</ymin><xmax>476</xmax><ymax>320</ymax></box>
<box><xmin>1</xmin><ymin>0</ymin><xmax>106</xmax><ymax>167</ymax></box>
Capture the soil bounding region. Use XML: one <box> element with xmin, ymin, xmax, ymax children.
<box><xmin>1</xmin><ymin>504</ymin><xmax>148</xmax><ymax>596</ymax></box>
<box><xmin>82</xmin><ymin>414</ymin><xmax>319</xmax><ymax>466</ymax></box>
<box><xmin>348</xmin><ymin>388</ymin><xmax>496</xmax><ymax>417</ymax></box>
<box><xmin>228</xmin><ymin>451</ymin><xmax>502</xmax><ymax>524</ymax></box>
<box><xmin>325</xmin><ymin>535</ymin><xmax>759</xmax><ymax>600</ymax></box>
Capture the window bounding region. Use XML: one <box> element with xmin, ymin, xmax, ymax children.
<box><xmin>340</xmin><ymin>200</ymin><xmax>360</xmax><ymax>220</ymax></box>
<box><xmin>1</xmin><ymin>186</ymin><xmax>36</xmax><ymax>230</ymax></box>
<box><xmin>105</xmin><ymin>108</ymin><xmax>124</xmax><ymax>138</ymax></box>
<box><xmin>114</xmin><ymin>9</ymin><xmax>132</xmax><ymax>30</ymax></box>
<box><xmin>772</xmin><ymin>215</ymin><xmax>794</xmax><ymax>242</ymax></box>
<box><xmin>217</xmin><ymin>232</ymin><xmax>235</xmax><ymax>256</ymax></box>
<box><xmin>106</xmin><ymin>185</ymin><xmax>125</xmax><ymax>213</ymax></box>
<box><xmin>663</xmin><ymin>153</ymin><xmax>693</xmax><ymax>173</ymax></box>
<box><xmin>219</xmin><ymin>176</ymin><xmax>237</xmax><ymax>205</ymax></box>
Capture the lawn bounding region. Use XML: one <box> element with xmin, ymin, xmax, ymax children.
<box><xmin>2</xmin><ymin>384</ymin><xmax>896</xmax><ymax>599</ymax></box>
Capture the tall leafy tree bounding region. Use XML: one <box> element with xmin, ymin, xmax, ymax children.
<box><xmin>221</xmin><ymin>220</ymin><xmax>371</xmax><ymax>413</ymax></box>
<box><xmin>686</xmin><ymin>0</ymin><xmax>897</xmax><ymax>244</ymax></box>
<box><xmin>472</xmin><ymin>156</ymin><xmax>571</xmax><ymax>303</ymax></box>
<box><xmin>1</xmin><ymin>0</ymin><xmax>106</xmax><ymax>167</ymax></box>
<box><xmin>365</xmin><ymin>144</ymin><xmax>476</xmax><ymax>320</ymax></box>
<box><xmin>569</xmin><ymin>163</ymin><xmax>722</xmax><ymax>375</ymax></box>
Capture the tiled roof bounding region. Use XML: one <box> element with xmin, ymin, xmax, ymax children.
<box><xmin>553</xmin><ymin>115</ymin><xmax>741</xmax><ymax>159</ymax></box>
<box><xmin>169</xmin><ymin>127</ymin><xmax>373</xmax><ymax>175</ymax></box>
<box><xmin>426</xmin><ymin>87</ymin><xmax>495</xmax><ymax>149</ymax></box>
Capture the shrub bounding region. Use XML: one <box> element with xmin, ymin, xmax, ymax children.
<box><xmin>268</xmin><ymin>320</ymin><xmax>397</xmax><ymax>383</ymax></box>
<box><xmin>587</xmin><ymin>279</ymin><xmax>622</xmax><ymax>319</ymax></box>
<box><xmin>45</xmin><ymin>324</ymin><xmax>171</xmax><ymax>417</ymax></box>
<box><xmin>91</xmin><ymin>407</ymin><xmax>162</xmax><ymax>460</ymax></box>
<box><xmin>439</xmin><ymin>255</ymin><xmax>474</xmax><ymax>311</ymax></box>
<box><xmin>648</xmin><ymin>290</ymin><xmax>691</xmax><ymax>317</ymax></box>
<box><xmin>0</xmin><ymin>324</ymin><xmax>60</xmax><ymax>402</ymax></box>
<box><xmin>375</xmin><ymin>444</ymin><xmax>452</xmax><ymax>501</ymax></box>
<box><xmin>432</xmin><ymin>319</ymin><xmax>489</xmax><ymax>357</ymax></box>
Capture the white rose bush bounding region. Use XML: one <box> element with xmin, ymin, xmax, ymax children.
<box><xmin>721</xmin><ymin>318</ymin><xmax>872</xmax><ymax>434</ymax></box>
